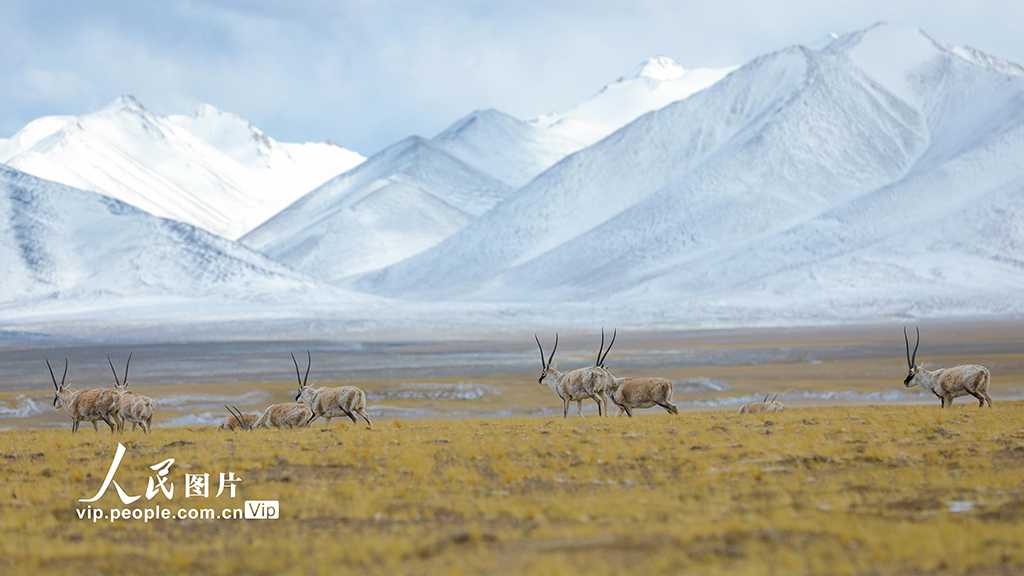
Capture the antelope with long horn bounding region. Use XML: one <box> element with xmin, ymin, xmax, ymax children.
<box><xmin>218</xmin><ymin>405</ymin><xmax>259</xmax><ymax>431</ymax></box>
<box><xmin>738</xmin><ymin>394</ymin><xmax>785</xmax><ymax>414</ymax></box>
<box><xmin>47</xmin><ymin>358</ymin><xmax>121</xmax><ymax>433</ymax></box>
<box><xmin>293</xmin><ymin>352</ymin><xmax>373</xmax><ymax>430</ymax></box>
<box><xmin>903</xmin><ymin>327</ymin><xmax>992</xmax><ymax>408</ymax></box>
<box><xmin>535</xmin><ymin>331</ymin><xmax>614</xmax><ymax>418</ymax></box>
<box><xmin>108</xmin><ymin>353</ymin><xmax>156</xmax><ymax>433</ymax></box>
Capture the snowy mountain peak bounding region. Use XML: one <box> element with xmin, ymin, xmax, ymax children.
<box><xmin>433</xmin><ymin>109</ymin><xmax>515</xmax><ymax>142</ymax></box>
<box><xmin>530</xmin><ymin>54</ymin><xmax>736</xmax><ymax>148</ymax></box>
<box><xmin>168</xmin><ymin>103</ymin><xmax>273</xmax><ymax>165</ymax></box>
<box><xmin>2</xmin><ymin>96</ymin><xmax>365</xmax><ymax>240</ymax></box>
<box><xmin>633</xmin><ymin>55</ymin><xmax>687</xmax><ymax>81</ymax></box>
<box><xmin>825</xmin><ymin>22</ymin><xmax>1024</xmax><ymax>77</ymax></box>
<box><xmin>102</xmin><ymin>94</ymin><xmax>148</xmax><ymax>115</ymax></box>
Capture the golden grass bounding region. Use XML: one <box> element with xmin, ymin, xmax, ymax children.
<box><xmin>2</xmin><ymin>401</ymin><xmax>1023</xmax><ymax>575</ymax></box>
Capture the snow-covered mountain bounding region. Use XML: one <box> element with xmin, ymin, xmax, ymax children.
<box><xmin>5</xmin><ymin>23</ymin><xmax>1024</xmax><ymax>332</ymax></box>
<box><xmin>354</xmin><ymin>23</ymin><xmax>1024</xmax><ymax>320</ymax></box>
<box><xmin>240</xmin><ymin>56</ymin><xmax>733</xmax><ymax>283</ymax></box>
<box><xmin>240</xmin><ymin>136</ymin><xmax>513</xmax><ymax>281</ymax></box>
<box><xmin>0</xmin><ymin>97</ymin><xmax>364</xmax><ymax>240</ymax></box>
<box><xmin>431</xmin><ymin>108</ymin><xmax>580</xmax><ymax>188</ymax></box>
<box><xmin>0</xmin><ymin>164</ymin><xmax>357</xmax><ymax>309</ymax></box>
<box><xmin>530</xmin><ymin>55</ymin><xmax>737</xmax><ymax>149</ymax></box>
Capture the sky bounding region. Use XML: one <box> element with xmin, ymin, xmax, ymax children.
<box><xmin>2</xmin><ymin>1</ymin><xmax>1024</xmax><ymax>156</ymax></box>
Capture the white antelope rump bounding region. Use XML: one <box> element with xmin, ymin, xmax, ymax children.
<box><xmin>292</xmin><ymin>352</ymin><xmax>373</xmax><ymax>430</ymax></box>
<box><xmin>251</xmin><ymin>402</ymin><xmax>314</xmax><ymax>429</ymax></box>
<box><xmin>220</xmin><ymin>405</ymin><xmax>260</xmax><ymax>431</ymax></box>
<box><xmin>535</xmin><ymin>331</ymin><xmax>615</xmax><ymax>418</ymax></box>
<box><xmin>47</xmin><ymin>359</ymin><xmax>121</xmax><ymax>433</ymax></box>
<box><xmin>738</xmin><ymin>394</ymin><xmax>785</xmax><ymax>414</ymax></box>
<box><xmin>903</xmin><ymin>327</ymin><xmax>992</xmax><ymax>408</ymax></box>
<box><xmin>606</xmin><ymin>377</ymin><xmax>678</xmax><ymax>416</ymax></box>
<box><xmin>108</xmin><ymin>354</ymin><xmax>156</xmax><ymax>433</ymax></box>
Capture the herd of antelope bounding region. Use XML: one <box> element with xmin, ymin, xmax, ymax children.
<box><xmin>43</xmin><ymin>326</ymin><xmax>994</xmax><ymax>433</ymax></box>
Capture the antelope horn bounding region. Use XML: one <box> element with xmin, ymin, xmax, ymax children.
<box><xmin>535</xmin><ymin>335</ymin><xmax>546</xmax><ymax>368</ymax></box>
<box><xmin>904</xmin><ymin>327</ymin><xmax>912</xmax><ymax>368</ymax></box>
<box><xmin>911</xmin><ymin>327</ymin><xmax>920</xmax><ymax>367</ymax></box>
<box><xmin>226</xmin><ymin>405</ymin><xmax>248</xmax><ymax>430</ymax></box>
<box><xmin>108</xmin><ymin>355</ymin><xmax>121</xmax><ymax>387</ymax></box>
<box><xmin>599</xmin><ymin>328</ymin><xmax>617</xmax><ymax>367</ymax></box>
<box><xmin>124</xmin><ymin>352</ymin><xmax>132</xmax><ymax>388</ymax></box>
<box><xmin>46</xmin><ymin>359</ymin><xmax>60</xmax><ymax>391</ymax></box>
<box><xmin>61</xmin><ymin>358</ymin><xmax>68</xmax><ymax>387</ymax></box>
<box><xmin>291</xmin><ymin>353</ymin><xmax>304</xmax><ymax>390</ymax></box>
<box><xmin>597</xmin><ymin>328</ymin><xmax>606</xmax><ymax>366</ymax></box>
<box><xmin>771</xmin><ymin>394</ymin><xmax>778</xmax><ymax>403</ymax></box>
<box><xmin>548</xmin><ymin>333</ymin><xmax>558</xmax><ymax>367</ymax></box>
<box><xmin>763</xmin><ymin>394</ymin><xmax>769</xmax><ymax>403</ymax></box>
<box><xmin>303</xmin><ymin>350</ymin><xmax>311</xmax><ymax>388</ymax></box>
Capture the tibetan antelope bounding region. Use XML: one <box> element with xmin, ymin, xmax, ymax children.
<box><xmin>535</xmin><ymin>331</ymin><xmax>615</xmax><ymax>418</ymax></box>
<box><xmin>252</xmin><ymin>402</ymin><xmax>314</xmax><ymax>429</ymax></box>
<box><xmin>47</xmin><ymin>359</ymin><xmax>121</xmax><ymax>433</ymax></box>
<box><xmin>219</xmin><ymin>405</ymin><xmax>260</xmax><ymax>431</ymax></box>
<box><xmin>738</xmin><ymin>394</ymin><xmax>785</xmax><ymax>414</ymax></box>
<box><xmin>607</xmin><ymin>377</ymin><xmax>678</xmax><ymax>416</ymax></box>
<box><xmin>903</xmin><ymin>327</ymin><xmax>992</xmax><ymax>408</ymax></box>
<box><xmin>108</xmin><ymin>354</ymin><xmax>156</xmax><ymax>433</ymax></box>
<box><xmin>293</xmin><ymin>352</ymin><xmax>373</xmax><ymax>430</ymax></box>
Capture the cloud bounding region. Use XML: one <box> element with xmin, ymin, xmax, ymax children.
<box><xmin>2</xmin><ymin>1</ymin><xmax>1024</xmax><ymax>155</ymax></box>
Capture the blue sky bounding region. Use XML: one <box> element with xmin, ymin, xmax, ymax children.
<box><xmin>2</xmin><ymin>1</ymin><xmax>1023</xmax><ymax>156</ymax></box>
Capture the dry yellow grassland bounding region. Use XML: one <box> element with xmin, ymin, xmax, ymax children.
<box><xmin>2</xmin><ymin>401</ymin><xmax>1023</xmax><ymax>575</ymax></box>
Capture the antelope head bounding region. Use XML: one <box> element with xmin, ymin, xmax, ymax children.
<box><xmin>903</xmin><ymin>327</ymin><xmax>921</xmax><ymax>387</ymax></box>
<box><xmin>47</xmin><ymin>358</ymin><xmax>69</xmax><ymax>409</ymax></box>
<box><xmin>535</xmin><ymin>334</ymin><xmax>558</xmax><ymax>386</ymax></box>
<box><xmin>596</xmin><ymin>327</ymin><xmax>616</xmax><ymax>369</ymax></box>
<box><xmin>292</xmin><ymin>351</ymin><xmax>313</xmax><ymax>401</ymax></box>
<box><xmin>108</xmin><ymin>353</ymin><xmax>133</xmax><ymax>393</ymax></box>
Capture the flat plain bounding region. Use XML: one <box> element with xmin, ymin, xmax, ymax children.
<box><xmin>1</xmin><ymin>403</ymin><xmax>1023</xmax><ymax>575</ymax></box>
<box><xmin>2</xmin><ymin>322</ymin><xmax>1024</xmax><ymax>574</ymax></box>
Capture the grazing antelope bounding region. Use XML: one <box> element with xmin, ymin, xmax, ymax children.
<box><xmin>108</xmin><ymin>354</ymin><xmax>156</xmax><ymax>433</ymax></box>
<box><xmin>607</xmin><ymin>377</ymin><xmax>678</xmax><ymax>416</ymax></box>
<box><xmin>47</xmin><ymin>359</ymin><xmax>121</xmax><ymax>433</ymax></box>
<box><xmin>219</xmin><ymin>405</ymin><xmax>259</xmax><ymax>431</ymax></box>
<box><xmin>252</xmin><ymin>402</ymin><xmax>314</xmax><ymax>429</ymax></box>
<box><xmin>293</xmin><ymin>352</ymin><xmax>373</xmax><ymax>430</ymax></box>
<box><xmin>738</xmin><ymin>394</ymin><xmax>785</xmax><ymax>414</ymax></box>
<box><xmin>535</xmin><ymin>331</ymin><xmax>615</xmax><ymax>418</ymax></box>
<box><xmin>903</xmin><ymin>327</ymin><xmax>992</xmax><ymax>408</ymax></box>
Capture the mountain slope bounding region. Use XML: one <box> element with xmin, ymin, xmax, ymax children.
<box><xmin>0</xmin><ymin>97</ymin><xmax>364</xmax><ymax>239</ymax></box>
<box><xmin>239</xmin><ymin>56</ymin><xmax>733</xmax><ymax>282</ymax></box>
<box><xmin>240</xmin><ymin>136</ymin><xmax>513</xmax><ymax>281</ymax></box>
<box><xmin>0</xmin><ymin>165</ymin><xmax>352</xmax><ymax>308</ymax></box>
<box><xmin>530</xmin><ymin>55</ymin><xmax>737</xmax><ymax>149</ymax></box>
<box><xmin>354</xmin><ymin>23</ymin><xmax>1024</xmax><ymax>315</ymax></box>
<box><xmin>431</xmin><ymin>108</ymin><xmax>580</xmax><ymax>188</ymax></box>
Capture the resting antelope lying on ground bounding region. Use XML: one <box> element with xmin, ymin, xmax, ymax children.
<box><xmin>606</xmin><ymin>376</ymin><xmax>678</xmax><ymax>416</ymax></box>
<box><xmin>903</xmin><ymin>327</ymin><xmax>992</xmax><ymax>408</ymax></box>
<box><xmin>536</xmin><ymin>331</ymin><xmax>615</xmax><ymax>418</ymax></box>
<box><xmin>218</xmin><ymin>405</ymin><xmax>260</xmax><ymax>430</ymax></box>
<box><xmin>293</xmin><ymin>352</ymin><xmax>373</xmax><ymax>429</ymax></box>
<box><xmin>108</xmin><ymin>354</ymin><xmax>156</xmax><ymax>433</ymax></box>
<box><xmin>738</xmin><ymin>394</ymin><xmax>785</xmax><ymax>414</ymax></box>
<box><xmin>47</xmin><ymin>359</ymin><xmax>121</xmax><ymax>433</ymax></box>
<box><xmin>252</xmin><ymin>402</ymin><xmax>314</xmax><ymax>429</ymax></box>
